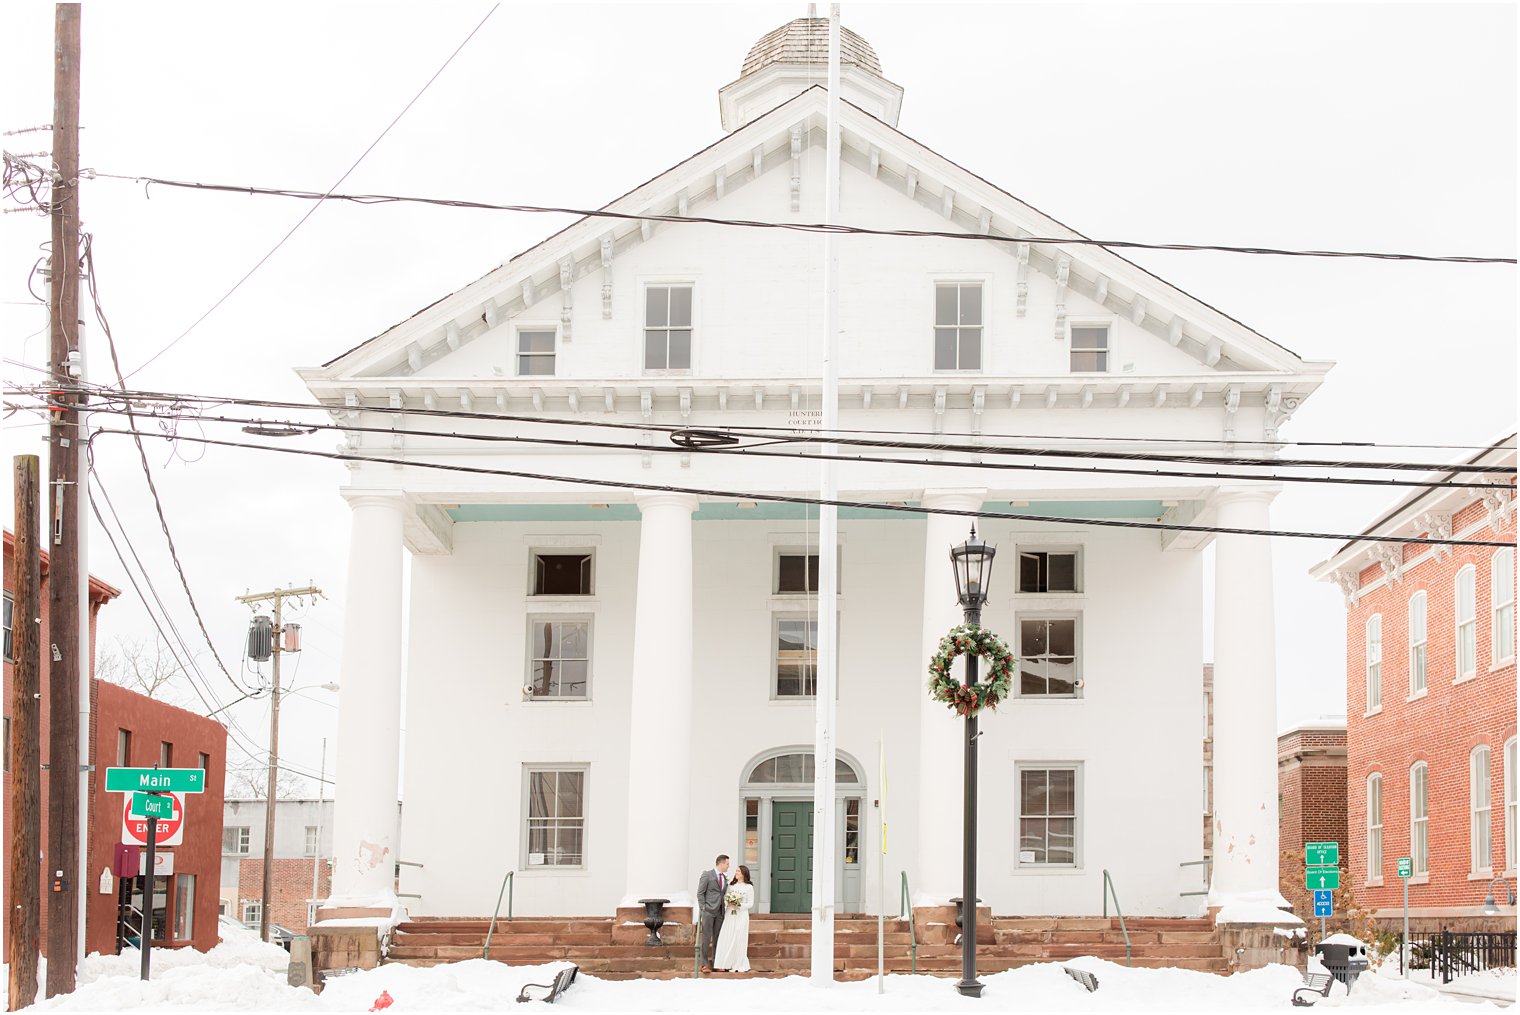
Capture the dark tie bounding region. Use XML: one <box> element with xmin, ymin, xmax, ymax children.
<box><xmin>719</xmin><ymin>874</ymin><xmax>726</xmax><ymax>893</ymax></box>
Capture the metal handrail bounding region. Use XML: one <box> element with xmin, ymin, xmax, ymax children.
<box><xmin>899</xmin><ymin>871</ymin><xmax>917</xmax><ymax>974</ymax></box>
<box><xmin>1101</xmin><ymin>869</ymin><xmax>1132</xmax><ymax>968</ymax></box>
<box><xmin>1179</xmin><ymin>858</ymin><xmax>1212</xmax><ymax>898</ymax></box>
<box><xmin>482</xmin><ymin>871</ymin><xmax>514</xmax><ymax>960</ymax></box>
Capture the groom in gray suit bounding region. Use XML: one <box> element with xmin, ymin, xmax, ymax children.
<box><xmin>696</xmin><ymin>854</ymin><xmax>731</xmax><ymax>973</ymax></box>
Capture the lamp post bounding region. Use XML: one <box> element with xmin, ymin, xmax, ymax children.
<box><xmin>949</xmin><ymin>525</ymin><xmax>996</xmax><ymax>999</ymax></box>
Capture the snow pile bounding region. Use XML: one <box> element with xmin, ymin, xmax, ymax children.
<box><xmin>1213</xmin><ymin>889</ymin><xmax>1305</xmax><ymax>926</ymax></box>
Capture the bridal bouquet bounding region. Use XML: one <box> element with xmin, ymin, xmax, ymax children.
<box><xmin>724</xmin><ymin>889</ymin><xmax>743</xmax><ymax>915</ymax></box>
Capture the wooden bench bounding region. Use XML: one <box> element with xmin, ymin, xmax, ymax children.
<box><xmin>516</xmin><ymin>965</ymin><xmax>579</xmax><ymax>1004</ymax></box>
<box><xmin>1291</xmin><ymin>972</ymin><xmax>1334</xmax><ymax>1006</ymax></box>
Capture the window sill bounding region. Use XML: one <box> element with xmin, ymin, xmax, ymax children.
<box><xmin>1453</xmin><ymin>674</ymin><xmax>1478</xmax><ymax>686</ymax></box>
<box><xmin>521</xmin><ymin>699</ymin><xmax>594</xmax><ymax>707</ymax></box>
<box><xmin>526</xmin><ymin>598</ymin><xmax>599</xmax><ymax>609</ymax></box>
<box><xmin>1468</xmin><ymin>871</ymin><xmax>1496</xmax><ymax>881</ymax></box>
<box><xmin>1365</xmin><ymin>879</ymin><xmax>1384</xmax><ymax>888</ymax></box>
<box><xmin>1014</xmin><ymin>696</ymin><xmax>1085</xmax><ymax>704</ymax></box>
<box><xmin>769</xmin><ymin>596</ymin><xmax>846</xmax><ymax>611</ymax></box>
<box><xmin>1408</xmin><ymin>874</ymin><xmax>1430</xmax><ymax>885</ymax></box>
<box><xmin>1490</xmin><ymin>657</ymin><xmax>1515</xmax><ymax>672</ymax></box>
<box><xmin>518</xmin><ymin>867</ymin><xmax>590</xmax><ymax>877</ymax></box>
<box><xmin>1013</xmin><ymin>592</ymin><xmax>1086</xmax><ymax>601</ymax></box>
<box><xmin>1364</xmin><ymin>707</ymin><xmax>1383</xmax><ymax>718</ymax></box>
<box><xmin>1012</xmin><ymin>866</ymin><xmax>1085</xmax><ymax>876</ymax></box>
<box><xmin>1405</xmin><ymin>690</ymin><xmax>1428</xmax><ymax>703</ymax></box>
<box><xmin>642</xmin><ymin>369</ymin><xmax>693</xmax><ymax>377</ymax></box>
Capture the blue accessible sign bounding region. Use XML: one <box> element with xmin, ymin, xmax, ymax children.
<box><xmin>1312</xmin><ymin>889</ymin><xmax>1333</xmax><ymax>918</ymax></box>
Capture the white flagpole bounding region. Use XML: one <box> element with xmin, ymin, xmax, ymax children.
<box><xmin>810</xmin><ymin>1</ymin><xmax>843</xmax><ymax>987</ymax></box>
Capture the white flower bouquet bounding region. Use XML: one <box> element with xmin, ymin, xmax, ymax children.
<box><xmin>724</xmin><ymin>889</ymin><xmax>743</xmax><ymax>915</ymax></box>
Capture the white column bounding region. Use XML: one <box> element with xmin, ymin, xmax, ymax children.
<box><xmin>915</xmin><ymin>490</ymin><xmax>984</xmax><ymax>904</ymax></box>
<box><xmin>1208</xmin><ymin>487</ymin><xmax>1292</xmax><ymax>916</ymax></box>
<box><xmin>622</xmin><ymin>494</ymin><xmax>699</xmax><ymax>907</ymax></box>
<box><xmin>329</xmin><ymin>494</ymin><xmax>405</xmax><ymax>906</ymax></box>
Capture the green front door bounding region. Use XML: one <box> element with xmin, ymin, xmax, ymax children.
<box><xmin>770</xmin><ymin>801</ymin><xmax>813</xmax><ymax>914</ymax></box>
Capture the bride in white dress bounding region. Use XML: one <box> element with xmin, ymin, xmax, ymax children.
<box><xmin>712</xmin><ymin>864</ymin><xmax>754</xmax><ymax>973</ymax></box>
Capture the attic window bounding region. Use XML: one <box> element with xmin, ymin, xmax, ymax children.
<box><xmin>934</xmin><ymin>283</ymin><xmax>982</xmax><ymax>370</ymax></box>
<box><xmin>644</xmin><ymin>285</ymin><xmax>693</xmax><ymax>370</ymax></box>
<box><xmin>1070</xmin><ymin>324</ymin><xmax>1110</xmax><ymax>373</ymax></box>
<box><xmin>517</xmin><ymin>329</ymin><xmax>556</xmax><ymax>376</ymax></box>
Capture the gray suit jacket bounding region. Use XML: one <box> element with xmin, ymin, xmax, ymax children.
<box><xmin>697</xmin><ymin>869</ymin><xmax>727</xmax><ymax>916</ymax></box>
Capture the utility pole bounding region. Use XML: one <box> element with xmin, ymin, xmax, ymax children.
<box><xmin>45</xmin><ymin>4</ymin><xmax>84</xmax><ymax>998</ymax></box>
<box><xmin>236</xmin><ymin>585</ymin><xmax>321</xmax><ymax>942</ymax></box>
<box><xmin>9</xmin><ymin>456</ymin><xmax>43</xmax><ymax>1011</ymax></box>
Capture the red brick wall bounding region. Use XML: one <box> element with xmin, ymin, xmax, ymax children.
<box><xmin>236</xmin><ymin>858</ymin><xmax>331</xmax><ymax>933</ymax></box>
<box><xmin>1277</xmin><ymin>727</ymin><xmax>1348</xmax><ymax>876</ymax></box>
<box><xmin>1344</xmin><ymin>500</ymin><xmax>1516</xmax><ymax>913</ymax></box>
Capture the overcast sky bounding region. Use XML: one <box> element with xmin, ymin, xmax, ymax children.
<box><xmin>3</xmin><ymin>2</ymin><xmax>1515</xmax><ymax>790</ymax></box>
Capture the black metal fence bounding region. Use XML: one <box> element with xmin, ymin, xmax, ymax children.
<box><xmin>1399</xmin><ymin>929</ymin><xmax>1517</xmax><ymax>984</ymax></box>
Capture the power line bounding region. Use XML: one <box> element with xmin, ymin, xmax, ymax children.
<box><xmin>116</xmin><ymin>3</ymin><xmax>500</xmax><ymax>380</ymax></box>
<box><xmin>66</xmin><ymin>401</ymin><xmax>1516</xmax><ymax>492</ymax></box>
<box><xmin>80</xmin><ymin>171</ymin><xmax>1517</xmax><ymax>266</ymax></box>
<box><xmin>86</xmin><ymin>426</ymin><xmax>1517</xmax><ymax>549</ymax></box>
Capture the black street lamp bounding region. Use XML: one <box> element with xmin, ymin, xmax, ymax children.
<box><xmin>949</xmin><ymin>525</ymin><xmax>996</xmax><ymax>998</ymax></box>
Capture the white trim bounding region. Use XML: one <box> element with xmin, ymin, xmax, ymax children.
<box><xmin>1504</xmin><ymin>737</ymin><xmax>1517</xmax><ymax>875</ymax></box>
<box><xmin>1455</xmin><ymin>564</ymin><xmax>1478</xmax><ymax>681</ymax></box>
<box><xmin>640</xmin><ymin>279</ymin><xmax>697</xmax><ymax>374</ymax></box>
<box><xmin>1365</xmin><ymin>613</ymin><xmax>1383</xmax><ymax>712</ymax></box>
<box><xmin>1470</xmin><ymin>745</ymin><xmax>1493</xmax><ymax>875</ymax></box>
<box><xmin>1490</xmin><ymin>547</ymin><xmax>1515</xmax><ymax>666</ymax></box>
<box><xmin>523</xmin><ymin>614</ymin><xmax>594</xmax><ymax>702</ymax></box>
<box><xmin>521</xmin><ymin>763</ymin><xmax>590</xmax><ymax>871</ymax></box>
<box><xmin>929</xmin><ymin>277</ymin><xmax>988</xmax><ymax>373</ymax></box>
<box><xmin>1367</xmin><ymin>772</ymin><xmax>1383</xmax><ymax>886</ymax></box>
<box><xmin>1408</xmin><ymin>590</ymin><xmax>1428</xmax><ymax>697</ymax></box>
<box><xmin>527</xmin><ymin>546</ymin><xmax>596</xmax><ymax>598</ymax></box>
<box><xmin>1411</xmin><ymin>761</ymin><xmax>1430</xmax><ymax>876</ymax></box>
<box><xmin>1014</xmin><ymin>544</ymin><xmax>1084</xmax><ymax>595</ymax></box>
<box><xmin>513</xmin><ymin>322</ymin><xmax>559</xmax><ymax>378</ymax></box>
<box><xmin>1014</xmin><ymin>612</ymin><xmax>1083</xmax><ymax>699</ymax></box>
<box><xmin>1013</xmin><ymin>761</ymin><xmax>1083</xmax><ymax>870</ymax></box>
<box><xmin>1067</xmin><ymin>317</ymin><xmax>1117</xmax><ymax>375</ymax></box>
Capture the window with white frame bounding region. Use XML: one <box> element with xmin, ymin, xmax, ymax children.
<box><xmin>1492</xmin><ymin>548</ymin><xmax>1515</xmax><ymax>664</ymax></box>
<box><xmin>644</xmin><ymin>284</ymin><xmax>693</xmax><ymax>370</ymax></box>
<box><xmin>526</xmin><ymin>618</ymin><xmax>590</xmax><ymax>699</ymax></box>
<box><xmin>531</xmin><ymin>552</ymin><xmax>593</xmax><ymax>596</ymax></box>
<box><xmin>516</xmin><ymin>328</ymin><xmax>556</xmax><ymax>376</ymax></box>
<box><xmin>2</xmin><ymin>592</ymin><xmax>12</xmax><ymax>661</ymax></box>
<box><xmin>241</xmin><ymin>900</ymin><xmax>262</xmax><ymax>929</ymax></box>
<box><xmin>1018</xmin><ymin>616</ymin><xmax>1079</xmax><ymax>697</ymax></box>
<box><xmin>524</xmin><ymin>767</ymin><xmax>586</xmax><ymax>868</ymax></box>
<box><xmin>1367</xmin><ymin>773</ymin><xmax>1383</xmax><ymax>883</ymax></box>
<box><xmin>1456</xmin><ymin>564</ymin><xmax>1477</xmax><ymax>680</ymax></box>
<box><xmin>1411</xmin><ymin>762</ymin><xmax>1429</xmax><ymax>875</ymax></box>
<box><xmin>1471</xmin><ymin>745</ymin><xmax>1493</xmax><ymax>872</ymax></box>
<box><xmin>1365</xmin><ymin>614</ymin><xmax>1382</xmax><ymax>712</ymax></box>
<box><xmin>1069</xmin><ymin>324</ymin><xmax>1111</xmax><ymax>373</ymax></box>
<box><xmin>1018</xmin><ymin>549</ymin><xmax>1080</xmax><ymax>593</ymax></box>
<box><xmin>774</xmin><ymin>615</ymin><xmax>818</xmax><ymax>697</ymax></box>
<box><xmin>933</xmin><ymin>283</ymin><xmax>982</xmax><ymax>370</ymax></box>
<box><xmin>303</xmin><ymin>825</ymin><xmax>319</xmax><ymax>857</ymax></box>
<box><xmin>1408</xmin><ymin>591</ymin><xmax>1428</xmax><ymax>696</ymax></box>
<box><xmin>1505</xmin><ymin>738</ymin><xmax>1517</xmax><ymax>872</ymax></box>
<box><xmin>1017</xmin><ymin>765</ymin><xmax>1079</xmax><ymax>866</ymax></box>
<box><xmin>775</xmin><ymin>552</ymin><xmax>822</xmax><ymax>594</ymax></box>
<box><xmin>223</xmin><ymin>826</ymin><xmax>250</xmax><ymax>856</ymax></box>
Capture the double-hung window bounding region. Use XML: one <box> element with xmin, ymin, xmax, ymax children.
<box><xmin>1364</xmin><ymin>614</ymin><xmax>1382</xmax><ymax>712</ymax></box>
<box><xmin>1070</xmin><ymin>324</ymin><xmax>1110</xmax><ymax>372</ymax></box>
<box><xmin>933</xmin><ymin>283</ymin><xmax>982</xmax><ymax>370</ymax></box>
<box><xmin>1366</xmin><ymin>773</ymin><xmax>1383</xmax><ymax>883</ymax></box>
<box><xmin>516</xmin><ymin>328</ymin><xmax>556</xmax><ymax>376</ymax></box>
<box><xmin>1506</xmin><ymin>738</ymin><xmax>1517</xmax><ymax>873</ymax></box>
<box><xmin>223</xmin><ymin>826</ymin><xmax>250</xmax><ymax>856</ymax></box>
<box><xmin>1018</xmin><ymin>616</ymin><xmax>1079</xmax><ymax>697</ymax></box>
<box><xmin>775</xmin><ymin>616</ymin><xmax>819</xmax><ymax>698</ymax></box>
<box><xmin>2</xmin><ymin>592</ymin><xmax>12</xmax><ymax>660</ymax></box>
<box><xmin>1472</xmin><ymin>746</ymin><xmax>1493</xmax><ymax>872</ymax></box>
<box><xmin>1411</xmin><ymin>762</ymin><xmax>1429</xmax><ymax>875</ymax></box>
<box><xmin>1017</xmin><ymin>765</ymin><xmax>1079</xmax><ymax>866</ymax></box>
<box><xmin>525</xmin><ymin>767</ymin><xmax>586</xmax><ymax>868</ymax></box>
<box><xmin>1408</xmin><ymin>591</ymin><xmax>1428</xmax><ymax>696</ymax></box>
<box><xmin>644</xmin><ymin>284</ymin><xmax>693</xmax><ymax>370</ymax></box>
<box><xmin>1492</xmin><ymin>548</ymin><xmax>1515</xmax><ymax>664</ymax></box>
<box><xmin>1456</xmin><ymin>565</ymin><xmax>1477</xmax><ymax>680</ymax></box>
<box><xmin>304</xmin><ymin>825</ymin><xmax>320</xmax><ymax>857</ymax></box>
<box><xmin>526</xmin><ymin>618</ymin><xmax>590</xmax><ymax>699</ymax></box>
<box><xmin>241</xmin><ymin>900</ymin><xmax>262</xmax><ymax>930</ymax></box>
<box><xmin>1018</xmin><ymin>549</ymin><xmax>1080</xmax><ymax>593</ymax></box>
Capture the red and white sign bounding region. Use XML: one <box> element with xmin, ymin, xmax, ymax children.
<box><xmin>138</xmin><ymin>850</ymin><xmax>175</xmax><ymax>876</ymax></box>
<box><xmin>121</xmin><ymin>792</ymin><xmax>185</xmax><ymax>847</ymax></box>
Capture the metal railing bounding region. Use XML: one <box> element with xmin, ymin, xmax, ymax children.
<box><xmin>396</xmin><ymin>859</ymin><xmax>424</xmax><ymax>900</ymax></box>
<box><xmin>1178</xmin><ymin>858</ymin><xmax>1212</xmax><ymax>897</ymax></box>
<box><xmin>899</xmin><ymin>871</ymin><xmax>917</xmax><ymax>974</ymax></box>
<box><xmin>1101</xmin><ymin>869</ymin><xmax>1133</xmax><ymax>968</ymax></box>
<box><xmin>1400</xmin><ymin>929</ymin><xmax>1517</xmax><ymax>984</ymax></box>
<box><xmin>482</xmin><ymin>871</ymin><xmax>515</xmax><ymax>960</ymax></box>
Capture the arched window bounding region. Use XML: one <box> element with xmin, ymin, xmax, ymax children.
<box><xmin>1365</xmin><ymin>614</ymin><xmax>1383</xmax><ymax>712</ymax></box>
<box><xmin>1410</xmin><ymin>762</ymin><xmax>1429</xmax><ymax>875</ymax></box>
<box><xmin>1492</xmin><ymin>549</ymin><xmax>1515</xmax><ymax>665</ymax></box>
<box><xmin>1456</xmin><ymin>565</ymin><xmax>1477</xmax><ymax>680</ymax></box>
<box><xmin>745</xmin><ymin>752</ymin><xmax>860</xmax><ymax>785</ymax></box>
<box><xmin>1472</xmin><ymin>745</ymin><xmax>1493</xmax><ymax>872</ymax></box>
<box><xmin>1366</xmin><ymin>773</ymin><xmax>1383</xmax><ymax>883</ymax></box>
<box><xmin>1408</xmin><ymin>591</ymin><xmax>1428</xmax><ymax>696</ymax></box>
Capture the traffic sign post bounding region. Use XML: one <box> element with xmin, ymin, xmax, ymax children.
<box><xmin>1313</xmin><ymin>888</ymin><xmax>1333</xmax><ymax>938</ymax></box>
<box><xmin>141</xmin><ymin>810</ymin><xmax>158</xmax><ymax>982</ymax></box>
<box><xmin>104</xmin><ymin>765</ymin><xmax>201</xmax><ymax>981</ymax></box>
<box><xmin>1305</xmin><ymin>867</ymin><xmax>1340</xmax><ymax>891</ymax></box>
<box><xmin>1397</xmin><ymin>857</ymin><xmax>1413</xmax><ymax>977</ymax></box>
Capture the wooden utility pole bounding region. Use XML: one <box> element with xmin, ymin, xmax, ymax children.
<box><xmin>236</xmin><ymin>585</ymin><xmax>321</xmax><ymax>942</ymax></box>
<box><xmin>9</xmin><ymin>457</ymin><xmax>43</xmax><ymax>1011</ymax></box>
<box><xmin>46</xmin><ymin>3</ymin><xmax>84</xmax><ymax>998</ymax></box>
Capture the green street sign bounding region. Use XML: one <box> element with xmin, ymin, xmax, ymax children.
<box><xmin>1305</xmin><ymin>842</ymin><xmax>1340</xmax><ymax>867</ymax></box>
<box><xmin>1306</xmin><ymin>867</ymin><xmax>1341</xmax><ymax>891</ymax></box>
<box><xmin>131</xmin><ymin>792</ymin><xmax>174</xmax><ymax>819</ymax></box>
<box><xmin>105</xmin><ymin>767</ymin><xmax>205</xmax><ymax>795</ymax></box>
<box><xmin>1397</xmin><ymin>857</ymin><xmax>1413</xmax><ymax>878</ymax></box>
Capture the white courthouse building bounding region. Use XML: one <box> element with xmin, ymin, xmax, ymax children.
<box><xmin>300</xmin><ymin>17</ymin><xmax>1330</xmax><ymax>923</ymax></box>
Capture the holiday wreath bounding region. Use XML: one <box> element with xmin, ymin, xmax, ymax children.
<box><xmin>926</xmin><ymin>624</ymin><xmax>1016</xmax><ymax>717</ymax></box>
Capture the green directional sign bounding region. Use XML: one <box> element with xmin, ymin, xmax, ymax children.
<box><xmin>1305</xmin><ymin>842</ymin><xmax>1340</xmax><ymax>867</ymax></box>
<box><xmin>1305</xmin><ymin>867</ymin><xmax>1341</xmax><ymax>891</ymax></box>
<box><xmin>1396</xmin><ymin>857</ymin><xmax>1413</xmax><ymax>878</ymax></box>
<box><xmin>105</xmin><ymin>767</ymin><xmax>205</xmax><ymax>795</ymax></box>
<box><xmin>131</xmin><ymin>792</ymin><xmax>174</xmax><ymax>819</ymax></box>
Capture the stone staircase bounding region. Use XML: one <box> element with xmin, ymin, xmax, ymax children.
<box><xmin>385</xmin><ymin>913</ymin><xmax>1225</xmax><ymax>979</ymax></box>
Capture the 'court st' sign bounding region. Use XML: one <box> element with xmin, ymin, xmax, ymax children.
<box><xmin>105</xmin><ymin>767</ymin><xmax>205</xmax><ymax>795</ymax></box>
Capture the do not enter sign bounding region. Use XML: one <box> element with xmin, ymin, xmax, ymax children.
<box><xmin>121</xmin><ymin>792</ymin><xmax>185</xmax><ymax>847</ymax></box>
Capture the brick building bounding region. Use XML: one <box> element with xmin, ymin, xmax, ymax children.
<box><xmin>1277</xmin><ymin>721</ymin><xmax>1348</xmax><ymax>874</ymax></box>
<box><xmin>3</xmin><ymin>530</ymin><xmax>228</xmax><ymax>957</ymax></box>
<box><xmin>1311</xmin><ymin>437</ymin><xmax>1516</xmax><ymax>931</ymax></box>
<box><xmin>219</xmin><ymin>797</ymin><xmax>334</xmax><ymax>935</ymax></box>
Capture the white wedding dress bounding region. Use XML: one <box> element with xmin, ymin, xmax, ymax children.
<box><xmin>712</xmin><ymin>883</ymin><xmax>754</xmax><ymax>972</ymax></box>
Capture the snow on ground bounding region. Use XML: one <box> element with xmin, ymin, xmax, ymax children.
<box><xmin>1394</xmin><ymin>965</ymin><xmax>1517</xmax><ymax>1004</ymax></box>
<box><xmin>9</xmin><ymin>922</ymin><xmax>1513</xmax><ymax>1012</ymax></box>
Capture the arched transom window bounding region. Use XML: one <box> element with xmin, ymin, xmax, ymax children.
<box><xmin>746</xmin><ymin>752</ymin><xmax>861</xmax><ymax>785</ymax></box>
